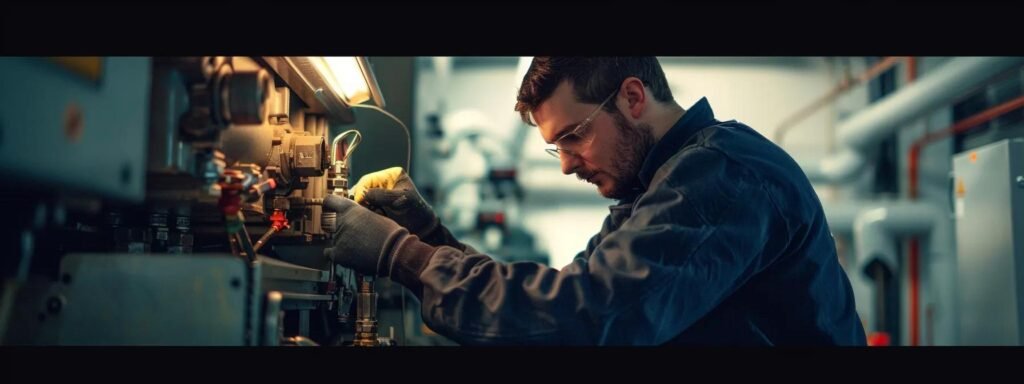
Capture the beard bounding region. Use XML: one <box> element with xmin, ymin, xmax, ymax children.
<box><xmin>584</xmin><ymin>111</ymin><xmax>655</xmax><ymax>200</ymax></box>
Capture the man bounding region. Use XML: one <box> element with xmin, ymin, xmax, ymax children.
<box><xmin>322</xmin><ymin>57</ymin><xmax>866</xmax><ymax>345</ymax></box>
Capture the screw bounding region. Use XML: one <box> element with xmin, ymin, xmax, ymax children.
<box><xmin>61</xmin><ymin>273</ymin><xmax>72</xmax><ymax>285</ymax></box>
<box><xmin>1017</xmin><ymin>176</ymin><xmax>1024</xmax><ymax>188</ymax></box>
<box><xmin>230</xmin><ymin>277</ymin><xmax>242</xmax><ymax>288</ymax></box>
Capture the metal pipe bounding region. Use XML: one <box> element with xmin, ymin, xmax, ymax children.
<box><xmin>262</xmin><ymin>291</ymin><xmax>283</xmax><ymax>346</ymax></box>
<box><xmin>909</xmin><ymin>94</ymin><xmax>1024</xmax><ymax>198</ymax></box>
<box><xmin>353</xmin><ymin>275</ymin><xmax>379</xmax><ymax>347</ymax></box>
<box><xmin>839</xmin><ymin>57</ymin><xmax>1024</xmax><ymax>150</ymax></box>
<box><xmin>906</xmin><ymin>57</ymin><xmax>918</xmax><ymax>83</ymax></box>
<box><xmin>774</xmin><ymin>57</ymin><xmax>903</xmax><ymax>144</ymax></box>
<box><xmin>227</xmin><ymin>232</ymin><xmax>241</xmax><ymax>257</ymax></box>
<box><xmin>849</xmin><ymin>202</ymin><xmax>950</xmax><ymax>346</ymax></box>
<box><xmin>253</xmin><ymin>226</ymin><xmax>280</xmax><ymax>252</ymax></box>
<box><xmin>809</xmin><ymin>149</ymin><xmax>868</xmax><ymax>184</ymax></box>
<box><xmin>822</xmin><ymin>201</ymin><xmax>872</xmax><ymax>234</ymax></box>
<box><xmin>234</xmin><ymin>212</ymin><xmax>257</xmax><ymax>262</ymax></box>
<box><xmin>807</xmin><ymin>57</ymin><xmax>1024</xmax><ymax>183</ymax></box>
<box><xmin>904</xmin><ymin>58</ymin><xmax>920</xmax><ymax>347</ymax></box>
<box><xmin>853</xmin><ymin>203</ymin><xmax>939</xmax><ymax>264</ymax></box>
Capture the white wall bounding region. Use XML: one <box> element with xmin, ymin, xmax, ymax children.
<box><xmin>660</xmin><ymin>57</ymin><xmax>835</xmax><ymax>161</ymax></box>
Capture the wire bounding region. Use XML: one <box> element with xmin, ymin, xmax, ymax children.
<box><xmin>349</xmin><ymin>104</ymin><xmax>412</xmax><ymax>173</ymax></box>
<box><xmin>331</xmin><ymin>130</ymin><xmax>362</xmax><ymax>163</ymax></box>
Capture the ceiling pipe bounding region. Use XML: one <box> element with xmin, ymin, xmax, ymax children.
<box><xmin>806</xmin><ymin>57</ymin><xmax>1024</xmax><ymax>184</ymax></box>
<box><xmin>774</xmin><ymin>57</ymin><xmax>903</xmax><ymax>145</ymax></box>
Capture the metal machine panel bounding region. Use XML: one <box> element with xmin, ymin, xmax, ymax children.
<box><xmin>49</xmin><ymin>253</ymin><xmax>249</xmax><ymax>345</ymax></box>
<box><xmin>0</xmin><ymin>57</ymin><xmax>150</xmax><ymax>201</ymax></box>
<box><xmin>955</xmin><ymin>138</ymin><xmax>1024</xmax><ymax>345</ymax></box>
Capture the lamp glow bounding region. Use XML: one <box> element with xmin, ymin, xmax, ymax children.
<box><xmin>312</xmin><ymin>56</ymin><xmax>371</xmax><ymax>106</ymax></box>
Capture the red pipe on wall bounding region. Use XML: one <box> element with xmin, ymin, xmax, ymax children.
<box><xmin>905</xmin><ymin>57</ymin><xmax>918</xmax><ymax>346</ymax></box>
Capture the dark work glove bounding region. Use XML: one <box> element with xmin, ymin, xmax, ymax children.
<box><xmin>322</xmin><ymin>194</ymin><xmax>413</xmax><ymax>277</ymax></box>
<box><xmin>352</xmin><ymin>167</ymin><xmax>475</xmax><ymax>254</ymax></box>
<box><xmin>352</xmin><ymin>167</ymin><xmax>440</xmax><ymax>239</ymax></box>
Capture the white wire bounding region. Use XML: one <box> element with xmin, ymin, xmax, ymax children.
<box><xmin>348</xmin><ymin>103</ymin><xmax>412</xmax><ymax>345</ymax></box>
<box><xmin>348</xmin><ymin>104</ymin><xmax>412</xmax><ymax>173</ymax></box>
<box><xmin>331</xmin><ymin>129</ymin><xmax>362</xmax><ymax>163</ymax></box>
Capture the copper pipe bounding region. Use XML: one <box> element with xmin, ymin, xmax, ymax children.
<box><xmin>906</xmin><ymin>57</ymin><xmax>918</xmax><ymax>83</ymax></box>
<box><xmin>253</xmin><ymin>226</ymin><xmax>280</xmax><ymax>252</ymax></box>
<box><xmin>908</xmin><ymin>94</ymin><xmax>1024</xmax><ymax>198</ymax></box>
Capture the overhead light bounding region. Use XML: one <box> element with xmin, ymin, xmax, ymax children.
<box><xmin>313</xmin><ymin>57</ymin><xmax>377</xmax><ymax>106</ymax></box>
<box><xmin>282</xmin><ymin>56</ymin><xmax>385</xmax><ymax>119</ymax></box>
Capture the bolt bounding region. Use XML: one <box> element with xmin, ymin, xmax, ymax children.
<box><xmin>230</xmin><ymin>277</ymin><xmax>242</xmax><ymax>288</ymax></box>
<box><xmin>1017</xmin><ymin>176</ymin><xmax>1024</xmax><ymax>188</ymax></box>
<box><xmin>61</xmin><ymin>273</ymin><xmax>72</xmax><ymax>285</ymax></box>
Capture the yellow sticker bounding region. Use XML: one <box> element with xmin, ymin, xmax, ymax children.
<box><xmin>969</xmin><ymin>152</ymin><xmax>978</xmax><ymax>163</ymax></box>
<box><xmin>956</xmin><ymin>178</ymin><xmax>966</xmax><ymax>198</ymax></box>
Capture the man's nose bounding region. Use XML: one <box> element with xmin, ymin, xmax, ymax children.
<box><xmin>560</xmin><ymin>151</ymin><xmax>580</xmax><ymax>175</ymax></box>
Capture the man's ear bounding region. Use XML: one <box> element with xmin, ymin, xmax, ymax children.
<box><xmin>620</xmin><ymin>77</ymin><xmax>647</xmax><ymax>119</ymax></box>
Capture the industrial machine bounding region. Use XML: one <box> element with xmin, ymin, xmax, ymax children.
<box><xmin>0</xmin><ymin>56</ymin><xmax>400</xmax><ymax>346</ymax></box>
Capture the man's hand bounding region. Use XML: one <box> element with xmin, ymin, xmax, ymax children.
<box><xmin>351</xmin><ymin>167</ymin><xmax>403</xmax><ymax>203</ymax></box>
<box><xmin>322</xmin><ymin>194</ymin><xmax>411</xmax><ymax>277</ymax></box>
<box><xmin>351</xmin><ymin>167</ymin><xmax>439</xmax><ymax>238</ymax></box>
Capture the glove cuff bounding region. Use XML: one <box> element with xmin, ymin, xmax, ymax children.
<box><xmin>413</xmin><ymin>216</ymin><xmax>441</xmax><ymax>241</ymax></box>
<box><xmin>386</xmin><ymin>235</ymin><xmax>437</xmax><ymax>295</ymax></box>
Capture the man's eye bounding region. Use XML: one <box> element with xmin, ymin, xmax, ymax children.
<box><xmin>559</xmin><ymin>134</ymin><xmax>581</xmax><ymax>145</ymax></box>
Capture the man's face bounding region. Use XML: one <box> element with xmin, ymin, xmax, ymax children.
<box><xmin>533</xmin><ymin>82</ymin><xmax>655</xmax><ymax>200</ymax></box>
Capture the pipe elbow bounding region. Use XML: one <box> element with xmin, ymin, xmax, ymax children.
<box><xmin>805</xmin><ymin>149</ymin><xmax>865</xmax><ymax>184</ymax></box>
<box><xmin>850</xmin><ymin>203</ymin><xmax>941</xmax><ymax>278</ymax></box>
<box><xmin>853</xmin><ymin>207</ymin><xmax>899</xmax><ymax>278</ymax></box>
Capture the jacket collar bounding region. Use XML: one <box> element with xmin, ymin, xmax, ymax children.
<box><xmin>636</xmin><ymin>97</ymin><xmax>719</xmax><ymax>190</ymax></box>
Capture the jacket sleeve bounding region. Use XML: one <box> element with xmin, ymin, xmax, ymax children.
<box><xmin>574</xmin><ymin>212</ymin><xmax>615</xmax><ymax>262</ymax></box>
<box><xmin>388</xmin><ymin>147</ymin><xmax>784</xmax><ymax>345</ymax></box>
<box><xmin>419</xmin><ymin>221</ymin><xmax>482</xmax><ymax>255</ymax></box>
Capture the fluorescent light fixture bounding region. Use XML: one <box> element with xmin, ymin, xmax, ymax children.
<box><xmin>282</xmin><ymin>56</ymin><xmax>385</xmax><ymax>119</ymax></box>
<box><xmin>315</xmin><ymin>57</ymin><xmax>371</xmax><ymax>105</ymax></box>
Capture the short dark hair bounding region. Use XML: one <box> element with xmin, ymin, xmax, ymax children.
<box><xmin>514</xmin><ymin>57</ymin><xmax>674</xmax><ymax>125</ymax></box>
